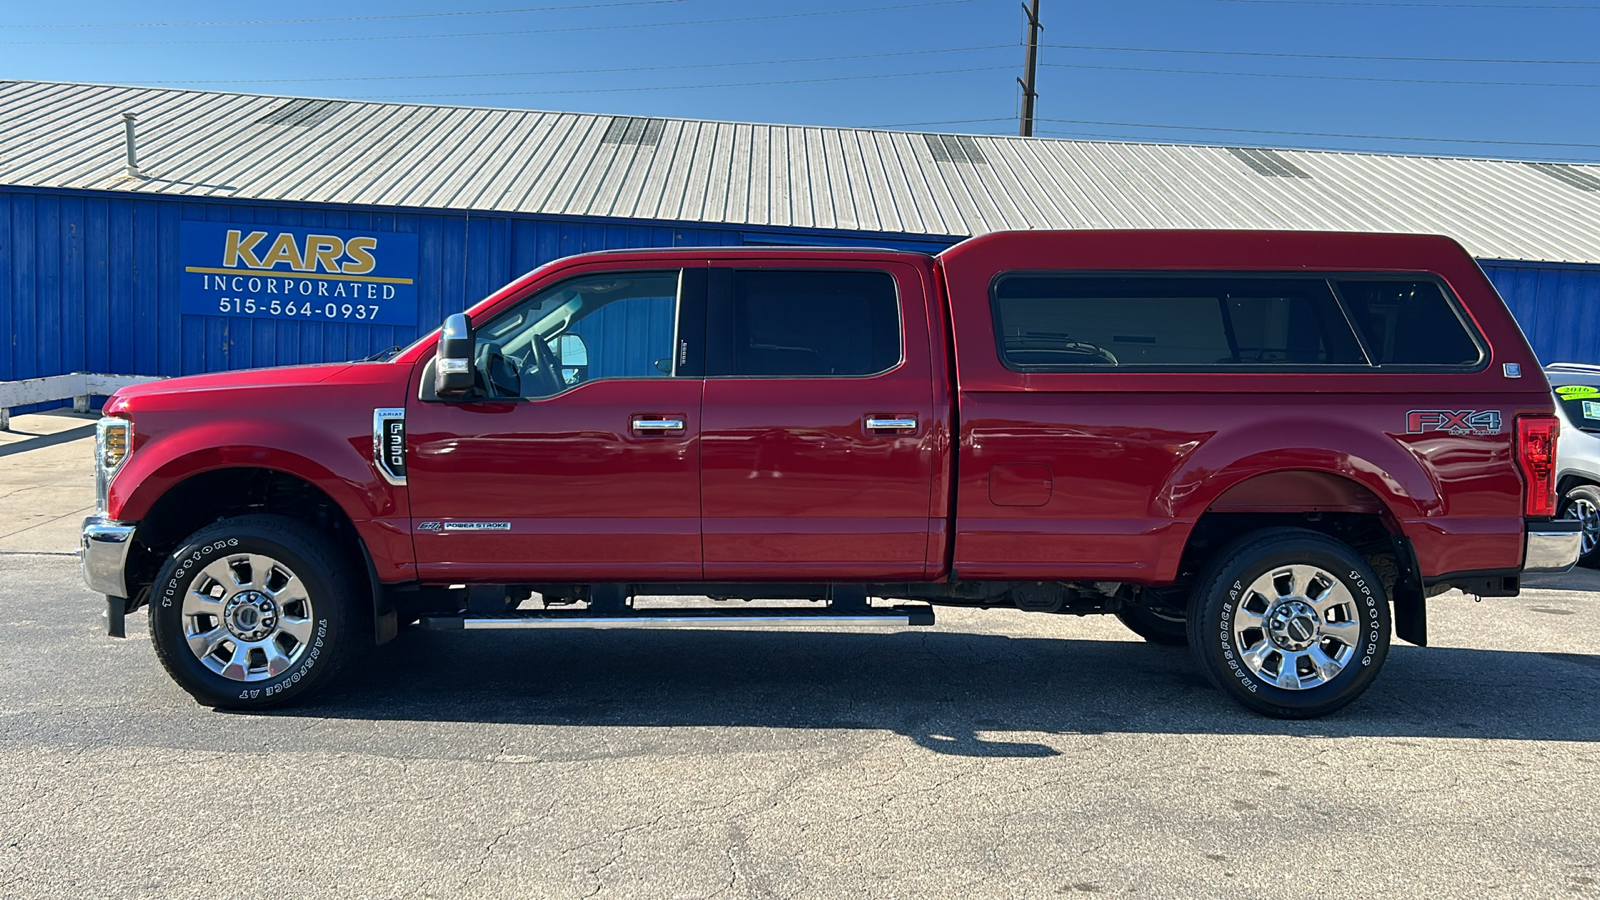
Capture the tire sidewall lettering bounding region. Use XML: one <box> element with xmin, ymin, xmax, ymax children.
<box><xmin>1215</xmin><ymin>582</ymin><xmax>1258</xmax><ymax>694</ymax></box>
<box><xmin>160</xmin><ymin>538</ymin><xmax>239</xmax><ymax>608</ymax></box>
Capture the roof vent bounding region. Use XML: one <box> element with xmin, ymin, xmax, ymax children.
<box><xmin>601</xmin><ymin>117</ymin><xmax>664</xmax><ymax>146</ymax></box>
<box><xmin>924</xmin><ymin>133</ymin><xmax>987</xmax><ymax>165</ymax></box>
<box><xmin>255</xmin><ymin>99</ymin><xmax>345</xmax><ymax>128</ymax></box>
<box><xmin>1527</xmin><ymin>162</ymin><xmax>1600</xmax><ymax>192</ymax></box>
<box><xmin>1227</xmin><ymin>147</ymin><xmax>1311</xmax><ymax>179</ymax></box>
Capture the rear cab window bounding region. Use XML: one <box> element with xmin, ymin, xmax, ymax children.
<box><xmin>708</xmin><ymin>269</ymin><xmax>902</xmax><ymax>377</ymax></box>
<box><xmin>990</xmin><ymin>272</ymin><xmax>1485</xmax><ymax>372</ymax></box>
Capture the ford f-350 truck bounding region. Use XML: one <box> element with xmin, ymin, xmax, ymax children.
<box><xmin>81</xmin><ymin>230</ymin><xmax>1580</xmax><ymax>718</ymax></box>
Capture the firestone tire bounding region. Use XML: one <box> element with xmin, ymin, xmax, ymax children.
<box><xmin>1114</xmin><ymin>602</ymin><xmax>1189</xmax><ymax>646</ymax></box>
<box><xmin>148</xmin><ymin>515</ymin><xmax>359</xmax><ymax>710</ymax></box>
<box><xmin>1186</xmin><ymin>528</ymin><xmax>1391</xmax><ymax>719</ymax></box>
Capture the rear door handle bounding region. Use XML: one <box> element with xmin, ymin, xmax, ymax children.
<box><xmin>865</xmin><ymin>416</ymin><xmax>918</xmax><ymax>430</ymax></box>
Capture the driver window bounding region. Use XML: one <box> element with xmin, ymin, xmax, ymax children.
<box><xmin>473</xmin><ymin>270</ymin><xmax>681</xmax><ymax>398</ymax></box>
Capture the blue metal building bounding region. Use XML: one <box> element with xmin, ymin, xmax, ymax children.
<box><xmin>4</xmin><ymin>79</ymin><xmax>1600</xmax><ymax>402</ymax></box>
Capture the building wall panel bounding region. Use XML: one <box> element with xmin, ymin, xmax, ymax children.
<box><xmin>1483</xmin><ymin>261</ymin><xmax>1600</xmax><ymax>366</ymax></box>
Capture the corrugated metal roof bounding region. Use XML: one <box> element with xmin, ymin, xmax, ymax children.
<box><xmin>3</xmin><ymin>79</ymin><xmax>1599</xmax><ymax>264</ymax></box>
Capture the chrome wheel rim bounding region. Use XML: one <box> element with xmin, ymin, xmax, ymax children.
<box><xmin>1567</xmin><ymin>497</ymin><xmax>1600</xmax><ymax>557</ymax></box>
<box><xmin>181</xmin><ymin>553</ymin><xmax>315</xmax><ymax>682</ymax></box>
<box><xmin>1232</xmin><ymin>565</ymin><xmax>1360</xmax><ymax>691</ymax></box>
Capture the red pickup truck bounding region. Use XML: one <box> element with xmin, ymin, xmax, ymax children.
<box><xmin>81</xmin><ymin>230</ymin><xmax>1579</xmax><ymax>718</ymax></box>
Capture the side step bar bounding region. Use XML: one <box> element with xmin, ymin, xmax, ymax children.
<box><xmin>419</xmin><ymin>605</ymin><xmax>935</xmax><ymax>631</ymax></box>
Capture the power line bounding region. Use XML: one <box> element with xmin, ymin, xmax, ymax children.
<box><xmin>136</xmin><ymin>45</ymin><xmax>1013</xmax><ymax>86</ymax></box>
<box><xmin>1041</xmin><ymin>61</ymin><xmax>1600</xmax><ymax>88</ymax></box>
<box><xmin>1214</xmin><ymin>0</ymin><xmax>1600</xmax><ymax>8</ymax></box>
<box><xmin>866</xmin><ymin>117</ymin><xmax>1013</xmax><ymax>128</ymax></box>
<box><xmin>1035</xmin><ymin>118</ymin><xmax>1600</xmax><ymax>149</ymax></box>
<box><xmin>1041</xmin><ymin>43</ymin><xmax>1600</xmax><ymax>66</ymax></box>
<box><xmin>356</xmin><ymin>66</ymin><xmax>1014</xmax><ymax>99</ymax></box>
<box><xmin>0</xmin><ymin>0</ymin><xmax>982</xmax><ymax>45</ymax></box>
<box><xmin>0</xmin><ymin>1</ymin><xmax>697</xmax><ymax>28</ymax></box>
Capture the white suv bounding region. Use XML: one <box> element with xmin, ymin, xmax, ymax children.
<box><xmin>1547</xmin><ymin>363</ymin><xmax>1600</xmax><ymax>567</ymax></box>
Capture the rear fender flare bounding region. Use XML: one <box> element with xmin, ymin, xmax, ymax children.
<box><xmin>1156</xmin><ymin>428</ymin><xmax>1441</xmax><ymax>525</ymax></box>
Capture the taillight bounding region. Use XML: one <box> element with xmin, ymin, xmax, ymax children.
<box><xmin>1516</xmin><ymin>415</ymin><xmax>1559</xmax><ymax>517</ymax></box>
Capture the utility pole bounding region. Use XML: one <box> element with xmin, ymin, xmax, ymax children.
<box><xmin>1018</xmin><ymin>0</ymin><xmax>1042</xmax><ymax>137</ymax></box>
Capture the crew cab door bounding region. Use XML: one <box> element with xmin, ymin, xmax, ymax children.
<box><xmin>405</xmin><ymin>265</ymin><xmax>706</xmax><ymax>582</ymax></box>
<box><xmin>699</xmin><ymin>261</ymin><xmax>940</xmax><ymax>580</ymax></box>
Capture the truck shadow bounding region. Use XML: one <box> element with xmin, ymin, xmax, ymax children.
<box><xmin>298</xmin><ymin>627</ymin><xmax>1600</xmax><ymax>756</ymax></box>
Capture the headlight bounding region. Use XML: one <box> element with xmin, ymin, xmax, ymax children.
<box><xmin>95</xmin><ymin>417</ymin><xmax>133</xmax><ymax>515</ymax></box>
<box><xmin>97</xmin><ymin>417</ymin><xmax>133</xmax><ymax>472</ymax></box>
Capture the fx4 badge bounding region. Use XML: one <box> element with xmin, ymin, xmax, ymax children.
<box><xmin>1406</xmin><ymin>409</ymin><xmax>1503</xmax><ymax>436</ymax></box>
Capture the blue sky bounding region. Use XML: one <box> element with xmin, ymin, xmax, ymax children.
<box><xmin>4</xmin><ymin>0</ymin><xmax>1599</xmax><ymax>163</ymax></box>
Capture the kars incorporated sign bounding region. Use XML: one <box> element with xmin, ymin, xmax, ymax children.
<box><xmin>179</xmin><ymin>222</ymin><xmax>420</xmax><ymax>326</ymax></box>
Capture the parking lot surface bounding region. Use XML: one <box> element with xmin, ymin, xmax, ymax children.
<box><xmin>2</xmin><ymin>411</ymin><xmax>1598</xmax><ymax>898</ymax></box>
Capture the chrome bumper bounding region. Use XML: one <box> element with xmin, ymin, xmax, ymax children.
<box><xmin>1525</xmin><ymin>519</ymin><xmax>1582</xmax><ymax>574</ymax></box>
<box><xmin>81</xmin><ymin>516</ymin><xmax>136</xmax><ymax>598</ymax></box>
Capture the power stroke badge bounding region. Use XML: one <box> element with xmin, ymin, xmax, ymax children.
<box><xmin>416</xmin><ymin>521</ymin><xmax>513</xmax><ymax>533</ymax></box>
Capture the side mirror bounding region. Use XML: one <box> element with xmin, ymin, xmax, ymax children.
<box><xmin>434</xmin><ymin>313</ymin><xmax>476</xmax><ymax>399</ymax></box>
<box><xmin>554</xmin><ymin>333</ymin><xmax>589</xmax><ymax>385</ymax></box>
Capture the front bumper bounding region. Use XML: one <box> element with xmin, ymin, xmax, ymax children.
<box><xmin>1525</xmin><ymin>519</ymin><xmax>1582</xmax><ymax>573</ymax></box>
<box><xmin>81</xmin><ymin>516</ymin><xmax>136</xmax><ymax>597</ymax></box>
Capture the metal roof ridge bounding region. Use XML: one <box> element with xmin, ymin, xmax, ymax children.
<box><xmin>6</xmin><ymin>78</ymin><xmax>1598</xmax><ymax>168</ymax></box>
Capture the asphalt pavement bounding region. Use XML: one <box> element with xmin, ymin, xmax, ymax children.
<box><xmin>2</xmin><ymin>410</ymin><xmax>1598</xmax><ymax>899</ymax></box>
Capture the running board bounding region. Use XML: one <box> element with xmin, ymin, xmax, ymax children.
<box><xmin>419</xmin><ymin>605</ymin><xmax>935</xmax><ymax>631</ymax></box>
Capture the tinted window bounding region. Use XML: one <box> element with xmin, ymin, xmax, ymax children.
<box><xmin>1334</xmin><ymin>280</ymin><xmax>1482</xmax><ymax>367</ymax></box>
<box><xmin>992</xmin><ymin>275</ymin><xmax>1366</xmax><ymax>369</ymax></box>
<box><xmin>722</xmin><ymin>270</ymin><xmax>900</xmax><ymax>377</ymax></box>
<box><xmin>474</xmin><ymin>270</ymin><xmax>680</xmax><ymax>398</ymax></box>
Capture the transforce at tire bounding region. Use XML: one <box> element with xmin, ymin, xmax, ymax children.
<box><xmin>148</xmin><ymin>514</ymin><xmax>359</xmax><ymax>710</ymax></box>
<box><xmin>1186</xmin><ymin>528</ymin><xmax>1391</xmax><ymax>719</ymax></box>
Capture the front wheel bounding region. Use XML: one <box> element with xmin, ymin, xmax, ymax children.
<box><xmin>1186</xmin><ymin>528</ymin><xmax>1391</xmax><ymax>718</ymax></box>
<box><xmin>148</xmin><ymin>515</ymin><xmax>360</xmax><ymax>710</ymax></box>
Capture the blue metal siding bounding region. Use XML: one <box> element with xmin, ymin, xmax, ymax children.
<box><xmin>5</xmin><ymin>185</ymin><xmax>1599</xmax><ymax>398</ymax></box>
<box><xmin>0</xmin><ymin>187</ymin><xmax>765</xmax><ymax>390</ymax></box>
<box><xmin>1482</xmin><ymin>261</ymin><xmax>1600</xmax><ymax>367</ymax></box>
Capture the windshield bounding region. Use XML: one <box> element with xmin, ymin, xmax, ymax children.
<box><xmin>1554</xmin><ymin>383</ymin><xmax>1600</xmax><ymax>434</ymax></box>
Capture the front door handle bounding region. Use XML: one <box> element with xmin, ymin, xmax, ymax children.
<box><xmin>865</xmin><ymin>416</ymin><xmax>918</xmax><ymax>430</ymax></box>
<box><xmin>632</xmin><ymin>416</ymin><xmax>686</xmax><ymax>432</ymax></box>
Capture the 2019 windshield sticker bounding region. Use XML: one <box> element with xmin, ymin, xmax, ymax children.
<box><xmin>1406</xmin><ymin>409</ymin><xmax>1503</xmax><ymax>436</ymax></box>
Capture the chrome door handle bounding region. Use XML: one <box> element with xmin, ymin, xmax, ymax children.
<box><xmin>865</xmin><ymin>417</ymin><xmax>918</xmax><ymax>430</ymax></box>
<box><xmin>632</xmin><ymin>418</ymin><xmax>685</xmax><ymax>431</ymax></box>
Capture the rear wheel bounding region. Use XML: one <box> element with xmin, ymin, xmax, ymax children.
<box><xmin>148</xmin><ymin>515</ymin><xmax>359</xmax><ymax>710</ymax></box>
<box><xmin>1559</xmin><ymin>484</ymin><xmax>1600</xmax><ymax>568</ymax></box>
<box><xmin>1186</xmin><ymin>528</ymin><xmax>1390</xmax><ymax>718</ymax></box>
